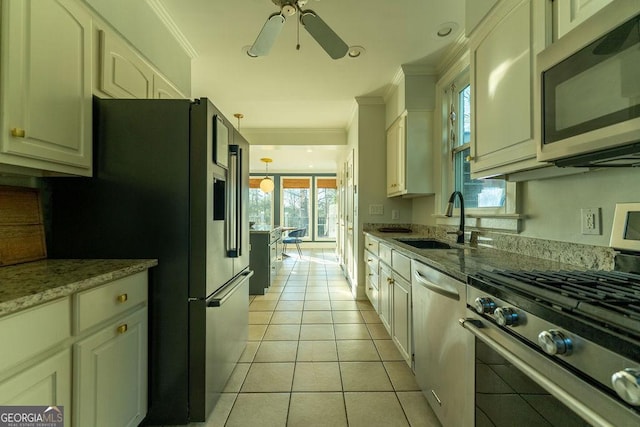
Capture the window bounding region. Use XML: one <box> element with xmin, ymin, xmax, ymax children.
<box><xmin>315</xmin><ymin>178</ymin><xmax>337</xmax><ymax>240</ymax></box>
<box><xmin>281</xmin><ymin>177</ymin><xmax>311</xmax><ymax>239</ymax></box>
<box><xmin>448</xmin><ymin>74</ymin><xmax>506</xmax><ymax>210</ymax></box>
<box><xmin>249</xmin><ymin>177</ymin><xmax>273</xmax><ymax>230</ymax></box>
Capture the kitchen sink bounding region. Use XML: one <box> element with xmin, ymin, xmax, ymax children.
<box><xmin>393</xmin><ymin>238</ymin><xmax>452</xmax><ymax>249</ymax></box>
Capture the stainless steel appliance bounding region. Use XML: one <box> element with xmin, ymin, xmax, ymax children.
<box><xmin>44</xmin><ymin>98</ymin><xmax>252</xmax><ymax>424</ymax></box>
<box><xmin>536</xmin><ymin>0</ymin><xmax>640</xmax><ymax>167</ymax></box>
<box><xmin>461</xmin><ymin>269</ymin><xmax>640</xmax><ymax>426</ymax></box>
<box><xmin>412</xmin><ymin>260</ymin><xmax>473</xmax><ymax>427</ymax></box>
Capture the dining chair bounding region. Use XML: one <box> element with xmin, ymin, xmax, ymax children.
<box><xmin>282</xmin><ymin>228</ymin><xmax>305</xmax><ymax>257</ymax></box>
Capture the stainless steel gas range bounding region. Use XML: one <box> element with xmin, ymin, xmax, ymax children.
<box><xmin>460</xmin><ymin>269</ymin><xmax>640</xmax><ymax>427</ymax></box>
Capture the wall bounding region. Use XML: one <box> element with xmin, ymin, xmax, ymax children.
<box><xmin>520</xmin><ymin>167</ymin><xmax>639</xmax><ymax>245</ymax></box>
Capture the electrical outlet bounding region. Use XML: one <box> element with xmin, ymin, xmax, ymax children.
<box><xmin>392</xmin><ymin>209</ymin><xmax>400</xmax><ymax>220</ymax></box>
<box><xmin>581</xmin><ymin>208</ymin><xmax>601</xmax><ymax>235</ymax></box>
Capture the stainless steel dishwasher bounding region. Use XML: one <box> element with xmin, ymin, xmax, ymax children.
<box><xmin>412</xmin><ymin>259</ymin><xmax>473</xmax><ymax>427</ymax></box>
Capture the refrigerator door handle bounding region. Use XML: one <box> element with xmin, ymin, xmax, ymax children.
<box><xmin>227</xmin><ymin>144</ymin><xmax>242</xmax><ymax>257</ymax></box>
<box><xmin>207</xmin><ymin>270</ymin><xmax>253</xmax><ymax>307</ymax></box>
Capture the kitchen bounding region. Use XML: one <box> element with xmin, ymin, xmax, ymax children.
<box><xmin>1</xmin><ymin>0</ymin><xmax>640</xmax><ymax>426</ymax></box>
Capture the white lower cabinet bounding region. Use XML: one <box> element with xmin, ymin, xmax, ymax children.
<box><xmin>392</xmin><ymin>274</ymin><xmax>412</xmax><ymax>364</ymax></box>
<box><xmin>0</xmin><ymin>349</ymin><xmax>71</xmax><ymax>421</ymax></box>
<box><xmin>379</xmin><ymin>263</ymin><xmax>393</xmax><ymax>334</ymax></box>
<box><xmin>74</xmin><ymin>307</ymin><xmax>148</xmax><ymax>427</ymax></box>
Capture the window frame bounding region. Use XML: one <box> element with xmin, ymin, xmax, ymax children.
<box><xmin>436</xmin><ymin>52</ymin><xmax>518</xmax><ymax>223</ymax></box>
<box><xmin>280</xmin><ymin>176</ymin><xmax>312</xmax><ymax>240</ymax></box>
<box><xmin>249</xmin><ymin>175</ymin><xmax>275</xmax><ymax>230</ymax></box>
<box><xmin>314</xmin><ymin>176</ymin><xmax>338</xmax><ymax>241</ymax></box>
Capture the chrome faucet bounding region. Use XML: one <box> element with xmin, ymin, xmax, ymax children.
<box><xmin>445</xmin><ymin>191</ymin><xmax>465</xmax><ymax>244</ymax></box>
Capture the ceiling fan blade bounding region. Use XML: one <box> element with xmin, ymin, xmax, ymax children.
<box><xmin>248</xmin><ymin>13</ymin><xmax>286</xmax><ymax>57</ymax></box>
<box><xmin>300</xmin><ymin>10</ymin><xmax>348</xmax><ymax>59</ymax></box>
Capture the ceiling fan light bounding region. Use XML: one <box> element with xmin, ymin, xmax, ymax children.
<box><xmin>260</xmin><ymin>177</ymin><xmax>275</xmax><ymax>193</ymax></box>
<box><xmin>348</xmin><ymin>46</ymin><xmax>365</xmax><ymax>58</ymax></box>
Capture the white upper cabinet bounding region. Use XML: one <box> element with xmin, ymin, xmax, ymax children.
<box><xmin>0</xmin><ymin>0</ymin><xmax>93</xmax><ymax>176</ymax></box>
<box><xmin>556</xmin><ymin>0</ymin><xmax>614</xmax><ymax>39</ymax></box>
<box><xmin>99</xmin><ymin>29</ymin><xmax>185</xmax><ymax>100</ymax></box>
<box><xmin>469</xmin><ymin>0</ymin><xmax>548</xmax><ymax>178</ymax></box>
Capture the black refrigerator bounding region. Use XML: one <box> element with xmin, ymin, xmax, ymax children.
<box><xmin>44</xmin><ymin>97</ymin><xmax>252</xmax><ymax>424</ymax></box>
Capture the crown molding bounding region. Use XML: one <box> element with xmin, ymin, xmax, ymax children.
<box><xmin>146</xmin><ymin>0</ymin><xmax>199</xmax><ymax>59</ymax></box>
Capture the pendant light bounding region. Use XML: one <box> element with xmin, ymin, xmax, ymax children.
<box><xmin>259</xmin><ymin>157</ymin><xmax>274</xmax><ymax>193</ymax></box>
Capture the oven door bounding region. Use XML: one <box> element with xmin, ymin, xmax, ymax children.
<box><xmin>460</xmin><ymin>311</ymin><xmax>639</xmax><ymax>427</ymax></box>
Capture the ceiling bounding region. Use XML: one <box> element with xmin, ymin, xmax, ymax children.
<box><xmin>156</xmin><ymin>0</ymin><xmax>466</xmax><ymax>171</ymax></box>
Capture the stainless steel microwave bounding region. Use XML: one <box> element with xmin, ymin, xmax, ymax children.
<box><xmin>537</xmin><ymin>0</ymin><xmax>640</xmax><ymax>167</ymax></box>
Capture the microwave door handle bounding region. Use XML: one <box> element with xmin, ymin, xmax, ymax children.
<box><xmin>227</xmin><ymin>145</ymin><xmax>240</xmax><ymax>257</ymax></box>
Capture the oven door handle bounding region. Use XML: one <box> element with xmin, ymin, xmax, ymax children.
<box><xmin>459</xmin><ymin>317</ymin><xmax>615</xmax><ymax>427</ymax></box>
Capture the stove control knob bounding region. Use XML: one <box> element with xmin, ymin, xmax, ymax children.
<box><xmin>612</xmin><ymin>369</ymin><xmax>640</xmax><ymax>406</ymax></box>
<box><xmin>494</xmin><ymin>307</ymin><xmax>519</xmax><ymax>326</ymax></box>
<box><xmin>474</xmin><ymin>297</ymin><xmax>496</xmax><ymax>314</ymax></box>
<box><xmin>538</xmin><ymin>330</ymin><xmax>573</xmax><ymax>356</ymax></box>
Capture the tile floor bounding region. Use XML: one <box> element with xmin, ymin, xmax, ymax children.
<box><xmin>193</xmin><ymin>249</ymin><xmax>441</xmax><ymax>427</ymax></box>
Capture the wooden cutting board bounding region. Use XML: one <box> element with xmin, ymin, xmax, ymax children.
<box><xmin>0</xmin><ymin>186</ymin><xmax>47</xmax><ymax>266</ymax></box>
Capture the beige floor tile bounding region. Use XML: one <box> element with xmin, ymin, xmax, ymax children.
<box><xmin>280</xmin><ymin>292</ymin><xmax>305</xmax><ymax>301</ymax></box>
<box><xmin>300</xmin><ymin>324</ymin><xmax>335</xmax><ymax>340</ymax></box>
<box><xmin>263</xmin><ymin>324</ymin><xmax>301</xmax><ymax>341</ymax></box>
<box><xmin>238</xmin><ymin>342</ymin><xmax>259</xmax><ymax>364</ymax></box>
<box><xmin>301</xmin><ymin>310</ymin><xmax>333</xmax><ymax>324</ymax></box>
<box><xmin>356</xmin><ymin>300</ymin><xmax>375</xmax><ymax>310</ymax></box>
<box><xmin>331</xmin><ymin>310</ymin><xmax>364</xmax><ymax>323</ymax></box>
<box><xmin>240</xmin><ymin>363</ymin><xmax>295</xmax><ymax>392</ymax></box>
<box><xmin>396</xmin><ymin>392</ymin><xmax>442</xmax><ymax>427</ymax></box>
<box><xmin>225</xmin><ymin>393</ymin><xmax>290</xmax><ymax>427</ymax></box>
<box><xmin>281</xmin><ymin>287</ymin><xmax>305</xmax><ymax>294</ymax></box>
<box><xmin>276</xmin><ymin>300</ymin><xmax>304</xmax><ymax>311</ymax></box>
<box><xmin>304</xmin><ymin>300</ymin><xmax>332</xmax><ymax>311</ymax></box>
<box><xmin>287</xmin><ymin>393</ymin><xmax>347</xmax><ymax>427</ymax></box>
<box><xmin>367</xmin><ymin>323</ymin><xmax>392</xmax><ymax>339</ymax></box>
<box><xmin>361</xmin><ymin>310</ymin><xmax>383</xmax><ymax>324</ymax></box>
<box><xmin>203</xmin><ymin>392</ymin><xmax>237</xmax><ymax>427</ymax></box>
<box><xmin>253</xmin><ymin>292</ymin><xmax>280</xmax><ymax>301</ymax></box>
<box><xmin>384</xmin><ymin>361</ymin><xmax>421</xmax><ymax>391</ymax></box>
<box><xmin>336</xmin><ymin>340</ymin><xmax>380</xmax><ymax>361</ymax></box>
<box><xmin>248</xmin><ymin>324</ymin><xmax>267</xmax><ymax>341</ymax></box>
<box><xmin>223</xmin><ymin>363</ymin><xmax>250</xmax><ymax>392</ymax></box>
<box><xmin>334</xmin><ymin>323</ymin><xmax>371</xmax><ymax>340</ymax></box>
<box><xmin>305</xmin><ymin>292</ymin><xmax>330</xmax><ymax>300</ymax></box>
<box><xmin>340</xmin><ymin>362</ymin><xmax>393</xmax><ymax>391</ymax></box>
<box><xmin>268</xmin><ymin>286</ymin><xmax>284</xmax><ymax>294</ymax></box>
<box><xmin>249</xmin><ymin>300</ymin><xmax>278</xmax><ymax>311</ymax></box>
<box><xmin>331</xmin><ymin>300</ymin><xmax>359</xmax><ymax>311</ymax></box>
<box><xmin>254</xmin><ymin>340</ymin><xmax>298</xmax><ymax>362</ymax></box>
<box><xmin>373</xmin><ymin>340</ymin><xmax>405</xmax><ymax>361</ymax></box>
<box><xmin>249</xmin><ymin>311</ymin><xmax>273</xmax><ymax>325</ymax></box>
<box><xmin>270</xmin><ymin>310</ymin><xmax>303</xmax><ymax>324</ymax></box>
<box><xmin>296</xmin><ymin>340</ymin><xmax>338</xmax><ymax>362</ymax></box>
<box><xmin>344</xmin><ymin>392</ymin><xmax>409</xmax><ymax>427</ymax></box>
<box><xmin>292</xmin><ymin>362</ymin><xmax>342</xmax><ymax>391</ymax></box>
<box><xmin>329</xmin><ymin>290</ymin><xmax>356</xmax><ymax>301</ymax></box>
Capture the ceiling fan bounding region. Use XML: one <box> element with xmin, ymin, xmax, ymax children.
<box><xmin>248</xmin><ymin>0</ymin><xmax>349</xmax><ymax>59</ymax></box>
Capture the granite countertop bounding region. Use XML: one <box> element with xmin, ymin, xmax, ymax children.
<box><xmin>0</xmin><ymin>259</ymin><xmax>158</xmax><ymax>317</ymax></box>
<box><xmin>365</xmin><ymin>231</ymin><xmax>582</xmax><ymax>282</ymax></box>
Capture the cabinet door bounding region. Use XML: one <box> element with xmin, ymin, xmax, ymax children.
<box><xmin>1</xmin><ymin>0</ymin><xmax>92</xmax><ymax>176</ymax></box>
<box><xmin>0</xmin><ymin>349</ymin><xmax>71</xmax><ymax>427</ymax></box>
<box><xmin>378</xmin><ymin>265</ymin><xmax>393</xmax><ymax>334</ymax></box>
<box><xmin>556</xmin><ymin>0</ymin><xmax>613</xmax><ymax>39</ymax></box>
<box><xmin>74</xmin><ymin>308</ymin><xmax>148</xmax><ymax>427</ymax></box>
<box><xmin>365</xmin><ymin>266</ymin><xmax>379</xmax><ymax>313</ymax></box>
<box><xmin>99</xmin><ymin>30</ymin><xmax>153</xmax><ymax>99</ymax></box>
<box><xmin>392</xmin><ymin>275</ymin><xmax>412</xmax><ymax>365</ymax></box>
<box><xmin>470</xmin><ymin>0</ymin><xmax>546</xmax><ymax>177</ymax></box>
<box><xmin>152</xmin><ymin>74</ymin><xmax>185</xmax><ymax>99</ymax></box>
<box><xmin>386</xmin><ymin>114</ymin><xmax>406</xmax><ymax>196</ymax></box>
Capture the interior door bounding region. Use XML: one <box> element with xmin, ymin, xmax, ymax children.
<box><xmin>345</xmin><ymin>150</ymin><xmax>356</xmax><ymax>290</ymax></box>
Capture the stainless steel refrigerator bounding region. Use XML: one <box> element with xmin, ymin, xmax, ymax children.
<box><xmin>44</xmin><ymin>97</ymin><xmax>251</xmax><ymax>424</ymax></box>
